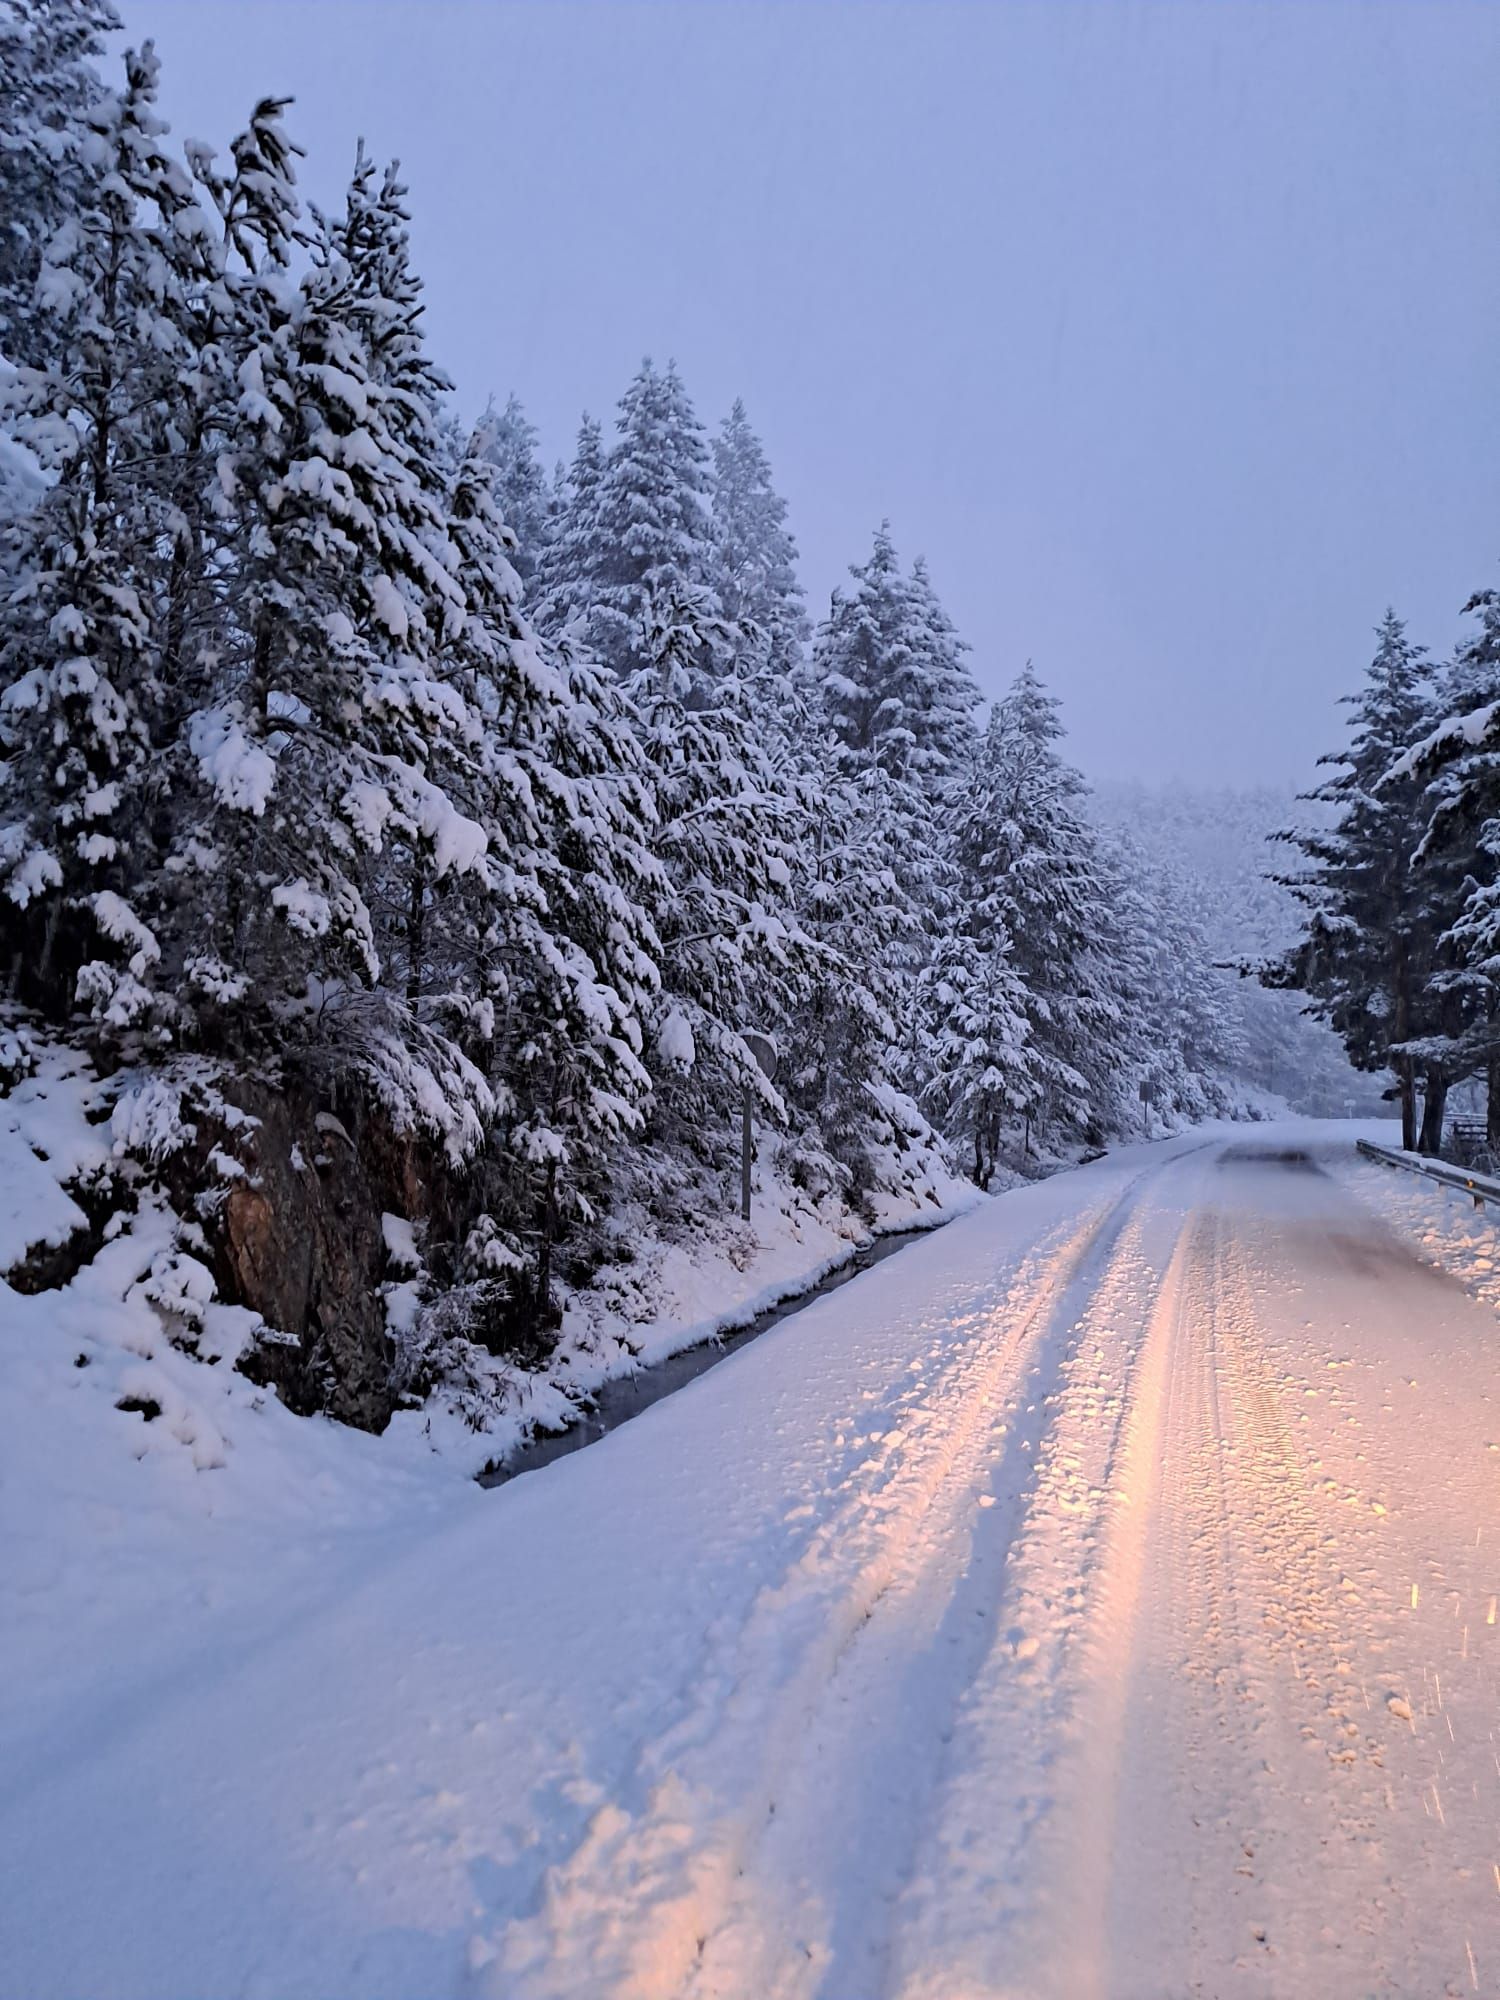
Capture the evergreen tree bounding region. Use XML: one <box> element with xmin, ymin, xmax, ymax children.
<box><xmin>588</xmin><ymin>357</ymin><xmax>717</xmax><ymax>679</ymax></box>
<box><xmin>423</xmin><ymin>426</ymin><xmax>662</xmax><ymax>1325</ymax></box>
<box><xmin>813</xmin><ymin>526</ymin><xmax>977</xmax><ymax>787</ymax></box>
<box><xmin>183</xmin><ymin>141</ymin><xmax>489</xmax><ymax>1103</ymax></box>
<box><xmin>0</xmin><ymin>0</ymin><xmax>119</xmax><ymax>366</ymax></box>
<box><xmin>625</xmin><ymin>581</ymin><xmax>814</xmax><ymax>1159</ymax></box>
<box><xmin>0</xmin><ymin>40</ymin><xmax>199</xmax><ymax>1024</ymax></box>
<box><xmin>1437</xmin><ymin>582</ymin><xmax>1500</xmax><ymax>712</ymax></box>
<box><xmin>973</xmin><ymin>669</ymin><xmax>1125</xmax><ymax>1147</ymax></box>
<box><xmin>809</xmin><ymin>526</ymin><xmax>980</xmax><ymax>1098</ymax></box>
<box><xmin>708</xmin><ymin>398</ymin><xmax>807</xmax><ymax>674</ymax></box>
<box><xmin>476</xmin><ymin>393</ymin><xmax>552</xmax><ymax>591</ymax></box>
<box><xmin>903</xmin><ymin>555</ymin><xmax>982</xmax><ymax>788</ymax></box>
<box><xmin>1267</xmin><ymin>611</ymin><xmax>1441</xmax><ymax>1148</ymax></box>
<box><xmin>767</xmin><ymin>701</ymin><xmax>930</xmax><ymax>1202</ymax></box>
<box><xmin>917</xmin><ymin>718</ymin><xmax>1033</xmax><ymax>1184</ymax></box>
<box><xmin>531</xmin><ymin>412</ymin><xmax>605</xmax><ymax>642</ymax></box>
<box><xmin>814</xmin><ymin>522</ymin><xmax>921</xmax><ymax>780</ymax></box>
<box><xmin>1383</xmin><ymin>585</ymin><xmax>1500</xmax><ymax>1144</ymax></box>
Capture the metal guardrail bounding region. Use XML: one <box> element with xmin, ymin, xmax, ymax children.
<box><xmin>1356</xmin><ymin>1138</ymin><xmax>1500</xmax><ymax>1210</ymax></box>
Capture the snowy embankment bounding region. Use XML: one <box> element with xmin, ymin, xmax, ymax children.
<box><xmin>0</xmin><ymin>1038</ymin><xmax>986</xmax><ymax>1481</ymax></box>
<box><xmin>486</xmin><ymin>1102</ymin><xmax>989</xmax><ymax>1471</ymax></box>
<box><xmin>0</xmin><ymin>1040</ymin><xmax>982</xmax><ymax>1778</ymax></box>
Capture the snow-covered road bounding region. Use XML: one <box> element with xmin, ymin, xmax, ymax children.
<box><xmin>7</xmin><ymin>1125</ymin><xmax>1500</xmax><ymax>1999</ymax></box>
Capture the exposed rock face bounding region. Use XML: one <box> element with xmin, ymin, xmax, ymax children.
<box><xmin>215</xmin><ymin>1084</ymin><xmax>395</xmax><ymax>1432</ymax></box>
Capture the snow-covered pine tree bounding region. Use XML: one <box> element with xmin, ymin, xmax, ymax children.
<box><xmin>415</xmin><ymin>424</ymin><xmax>662</xmax><ymax>1330</ymax></box>
<box><xmin>0</xmin><ymin>0</ymin><xmax>119</xmax><ymax>367</ymax></box>
<box><xmin>0</xmin><ymin>39</ymin><xmax>201</xmax><ymax>1026</ymax></box>
<box><xmin>1437</xmin><ymin>580</ymin><xmax>1500</xmax><ymax>713</ymax></box>
<box><xmin>131</xmin><ymin>97</ymin><xmax>307</xmax><ymax>818</ymax></box>
<box><xmin>587</xmin><ymin>357</ymin><xmax>718</xmax><ymax>680</ymax></box>
<box><xmin>1380</xmin><ymin>585</ymin><xmax>1500</xmax><ymax>1145</ymax></box>
<box><xmin>182</xmin><ymin>138</ymin><xmax>491</xmax><ymax>1151</ymax></box>
<box><xmin>1267</xmin><ymin>610</ymin><xmax>1442</xmax><ymax>1149</ymax></box>
<box><xmin>789</xmin><ymin>528</ymin><xmax>978</xmax><ymax>1174</ymax></box>
<box><xmin>708</xmin><ymin>397</ymin><xmax>808</xmax><ymax>675</ymax></box>
<box><xmin>475</xmin><ymin>393</ymin><xmax>553</xmax><ymax>592</ymax></box>
<box><xmin>314</xmin><ymin>146</ymin><xmax>479</xmax><ymax>1007</ymax></box>
<box><xmin>917</xmin><ymin>716</ymin><xmax>1033</xmax><ymax>1184</ymax></box>
<box><xmin>778</xmin><ymin>753</ymin><xmax>921</xmax><ymax>1198</ymax></box>
<box><xmin>902</xmin><ymin>555</ymin><xmax>982</xmax><ymax>789</ymax></box>
<box><xmin>813</xmin><ymin>526</ymin><xmax>978</xmax><ymax>786</ymax></box>
<box><xmin>531</xmin><ymin>411</ymin><xmax>605</xmax><ymax>643</ymax></box>
<box><xmin>624</xmin><ymin>578</ymin><xmax>815</xmax><ymax>1168</ymax></box>
<box><xmin>815</xmin><ymin>522</ymin><xmax>920</xmax><ymax>780</ymax></box>
<box><xmin>972</xmin><ymin>668</ymin><xmax>1126</xmax><ymax>1148</ymax></box>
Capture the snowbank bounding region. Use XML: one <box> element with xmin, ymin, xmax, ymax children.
<box><xmin>1335</xmin><ymin>1143</ymin><xmax>1500</xmax><ymax>1314</ymax></box>
<box><xmin>0</xmin><ymin>1041</ymin><xmax>987</xmax><ymax>1702</ymax></box>
<box><xmin>394</xmin><ymin>1120</ymin><xmax>989</xmax><ymax>1474</ymax></box>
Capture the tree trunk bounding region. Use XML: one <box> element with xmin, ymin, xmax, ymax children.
<box><xmin>534</xmin><ymin>1157</ymin><xmax>559</xmax><ymax>1329</ymax></box>
<box><xmin>406</xmin><ymin>852</ymin><xmax>427</xmax><ymax>1008</ymax></box>
<box><xmin>1393</xmin><ymin>931</ymin><xmax>1415</xmax><ymax>1150</ymax></box>
<box><xmin>1487</xmin><ymin>1055</ymin><xmax>1500</xmax><ymax>1150</ymax></box>
<box><xmin>1399</xmin><ymin>1063</ymin><xmax>1417</xmax><ymax>1151</ymax></box>
<box><xmin>1418</xmin><ymin>1070</ymin><xmax>1448</xmax><ymax>1157</ymax></box>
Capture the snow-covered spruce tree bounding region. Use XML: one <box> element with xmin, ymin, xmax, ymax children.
<box><xmin>916</xmin><ymin>718</ymin><xmax>1033</xmax><ymax>1184</ymax></box>
<box><xmin>623</xmin><ymin>579</ymin><xmax>818</xmax><ymax>1180</ymax></box>
<box><xmin>180</xmin><ymin>142</ymin><xmax>492</xmax><ymax>1151</ymax></box>
<box><xmin>1267</xmin><ymin>611</ymin><xmax>1442</xmax><ymax>1149</ymax></box>
<box><xmin>809</xmin><ymin>526</ymin><xmax>978</xmax><ymax>969</ymax></box>
<box><xmin>1437</xmin><ymin>580</ymin><xmax>1500</xmax><ymax>713</ymax></box>
<box><xmin>536</xmin><ymin>365</ymin><xmax>845</xmax><ymax>1214</ymax></box>
<box><xmin>969</xmin><ymin>669</ymin><xmax>1126</xmax><ymax>1149</ymax></box>
<box><xmin>810</xmin><ymin>525</ymin><xmax>978</xmax><ymax>904</ymax></box>
<box><xmin>787</xmin><ymin>527</ymin><xmax>978</xmax><ymax>1181</ymax></box>
<box><xmin>0</xmin><ymin>0</ymin><xmax>119</xmax><ymax>367</ymax></box>
<box><xmin>1382</xmin><ymin>584</ymin><xmax>1500</xmax><ymax>1145</ymax></box>
<box><xmin>530</xmin><ymin>411</ymin><xmax>605</xmax><ymax>642</ymax></box>
<box><xmin>0</xmin><ymin>40</ymin><xmax>204</xmax><ymax>1027</ymax></box>
<box><xmin>816</xmin><ymin>523</ymin><xmax>944</xmax><ymax>779</ymax></box>
<box><xmin>779</xmin><ymin>752</ymin><xmax>923</xmax><ymax>1198</ymax></box>
<box><xmin>416</xmin><ymin>424</ymin><xmax>663</xmax><ymax>1335</ymax></box>
<box><xmin>585</xmin><ymin>357</ymin><xmax>719</xmax><ymax>680</ymax></box>
<box><xmin>312</xmin><ymin>145</ymin><xmax>479</xmax><ymax>997</ymax></box>
<box><xmin>0</xmin><ymin>86</ymin><xmax>317</xmax><ymax>1039</ymax></box>
<box><xmin>708</xmin><ymin>397</ymin><xmax>808</xmax><ymax>675</ymax></box>
<box><xmin>901</xmin><ymin>554</ymin><xmax>983</xmax><ymax>788</ymax></box>
<box><xmin>475</xmin><ymin>393</ymin><xmax>553</xmax><ymax>592</ymax></box>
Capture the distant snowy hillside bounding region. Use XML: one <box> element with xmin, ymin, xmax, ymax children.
<box><xmin>1089</xmin><ymin>781</ymin><xmax>1385</xmax><ymax>1115</ymax></box>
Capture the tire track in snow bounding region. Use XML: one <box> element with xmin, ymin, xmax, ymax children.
<box><xmin>485</xmin><ymin>1148</ymin><xmax>1211</xmax><ymax>2000</ymax></box>
<box><xmin>684</xmin><ymin>1148</ymin><xmax>1217</xmax><ymax>2000</ymax></box>
<box><xmin>880</xmin><ymin>1145</ymin><xmax>1212</xmax><ymax>2000</ymax></box>
<box><xmin>1099</xmin><ymin>1186</ymin><xmax>1412</xmax><ymax>1996</ymax></box>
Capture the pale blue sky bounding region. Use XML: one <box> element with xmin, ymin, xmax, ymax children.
<box><xmin>118</xmin><ymin>1</ymin><xmax>1500</xmax><ymax>785</ymax></box>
